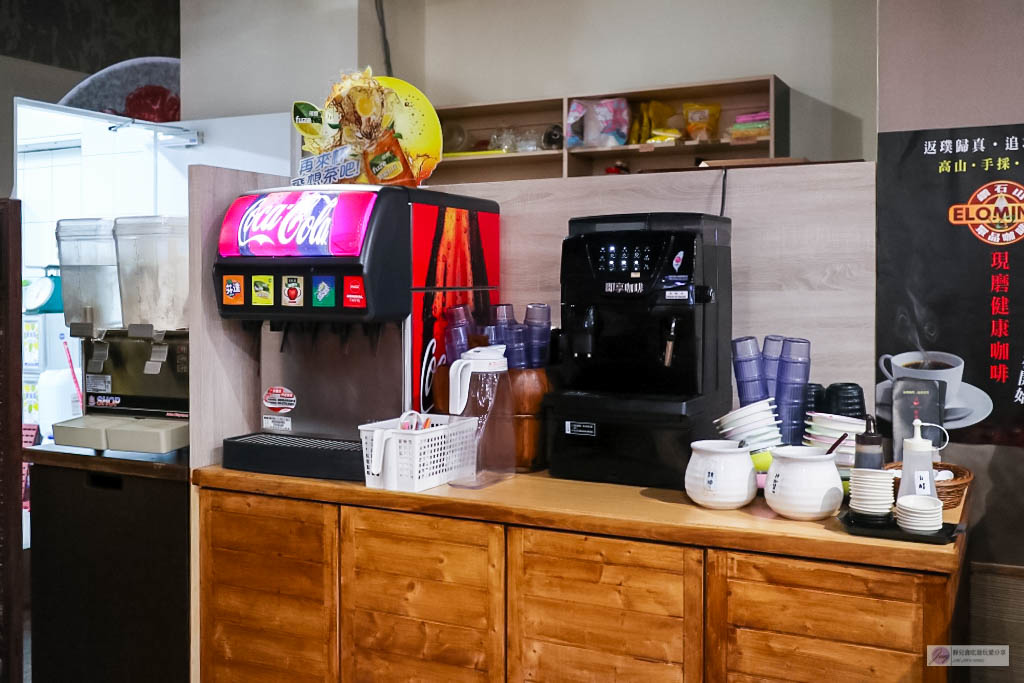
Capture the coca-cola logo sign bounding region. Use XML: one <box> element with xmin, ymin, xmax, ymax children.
<box><xmin>238</xmin><ymin>192</ymin><xmax>336</xmax><ymax>255</ymax></box>
<box><xmin>218</xmin><ymin>189</ymin><xmax>378</xmax><ymax>257</ymax></box>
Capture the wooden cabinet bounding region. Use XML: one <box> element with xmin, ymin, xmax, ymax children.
<box><xmin>340</xmin><ymin>507</ymin><xmax>505</xmax><ymax>682</ymax></box>
<box><xmin>507</xmin><ymin>528</ymin><xmax>704</xmax><ymax>682</ymax></box>
<box><xmin>195</xmin><ymin>473</ymin><xmax>963</xmax><ymax>683</ymax></box>
<box><xmin>705</xmin><ymin>550</ymin><xmax>953</xmax><ymax>683</ymax></box>
<box><xmin>200</xmin><ymin>491</ymin><xmax>339</xmax><ymax>682</ymax></box>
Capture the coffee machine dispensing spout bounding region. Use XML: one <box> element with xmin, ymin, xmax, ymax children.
<box><xmin>572</xmin><ymin>305</ymin><xmax>597</xmax><ymax>359</ymax></box>
<box><xmin>663</xmin><ymin>317</ymin><xmax>678</xmax><ymax>368</ymax></box>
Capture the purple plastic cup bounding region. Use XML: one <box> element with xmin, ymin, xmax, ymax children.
<box><xmin>445</xmin><ymin>324</ymin><xmax>470</xmax><ymax>364</ymax></box>
<box><xmin>505</xmin><ymin>324</ymin><xmax>528</xmax><ymax>369</ymax></box>
<box><xmin>775</xmin><ymin>338</ymin><xmax>811</xmax><ymax>444</ymax></box>
<box><xmin>732</xmin><ymin>336</ymin><xmax>769</xmax><ymax>406</ymax></box>
<box><xmin>446</xmin><ymin>304</ymin><xmax>474</xmax><ymax>330</ymax></box>
<box><xmin>491</xmin><ymin>303</ymin><xmax>516</xmax><ymax>344</ymax></box>
<box><xmin>762</xmin><ymin>334</ymin><xmax>785</xmax><ymax>397</ymax></box>
<box><xmin>525</xmin><ymin>303</ymin><xmax>551</xmax><ymax>368</ymax></box>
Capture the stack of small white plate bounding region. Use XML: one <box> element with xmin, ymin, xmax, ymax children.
<box><xmin>714</xmin><ymin>399</ymin><xmax>783</xmax><ymax>453</ymax></box>
<box><xmin>895</xmin><ymin>495</ymin><xmax>944</xmax><ymax>534</ymax></box>
<box><xmin>804</xmin><ymin>412</ymin><xmax>866</xmax><ymax>467</ymax></box>
<box><xmin>848</xmin><ymin>468</ymin><xmax>895</xmax><ymax>516</ymax></box>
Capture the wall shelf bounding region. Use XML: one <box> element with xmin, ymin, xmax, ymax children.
<box><xmin>441</xmin><ymin>149</ymin><xmax>563</xmax><ymax>164</ymax></box>
<box><xmin>426</xmin><ymin>75</ymin><xmax>789</xmax><ymax>185</ymax></box>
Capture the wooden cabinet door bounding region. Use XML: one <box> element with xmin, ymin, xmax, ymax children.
<box><xmin>706</xmin><ymin>549</ymin><xmax>952</xmax><ymax>683</ymax></box>
<box><xmin>200</xmin><ymin>490</ymin><xmax>339</xmax><ymax>682</ymax></box>
<box><xmin>507</xmin><ymin>527</ymin><xmax>704</xmax><ymax>683</ymax></box>
<box><xmin>340</xmin><ymin>507</ymin><xmax>505</xmax><ymax>682</ymax></box>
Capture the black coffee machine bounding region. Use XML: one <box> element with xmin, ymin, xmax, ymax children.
<box><xmin>544</xmin><ymin>212</ymin><xmax>732</xmax><ymax>488</ymax></box>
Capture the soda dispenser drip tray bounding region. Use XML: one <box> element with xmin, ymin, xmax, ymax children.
<box><xmin>213</xmin><ymin>184</ymin><xmax>501</xmax><ymax>480</ymax></box>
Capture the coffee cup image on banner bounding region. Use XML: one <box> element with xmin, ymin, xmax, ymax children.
<box><xmin>876</xmin><ymin>350</ymin><xmax>993</xmax><ymax>429</ymax></box>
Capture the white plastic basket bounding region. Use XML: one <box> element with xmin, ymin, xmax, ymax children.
<box><xmin>358</xmin><ymin>414</ymin><xmax>478</xmax><ymax>492</ymax></box>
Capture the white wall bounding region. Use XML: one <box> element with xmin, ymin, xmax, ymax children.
<box><xmin>156</xmin><ymin>112</ymin><xmax>294</xmax><ymax>215</ymax></box>
<box><xmin>879</xmin><ymin>0</ymin><xmax>1024</xmax><ymax>133</ymax></box>
<box><xmin>416</xmin><ymin>0</ymin><xmax>877</xmax><ymax>161</ymax></box>
<box><xmin>1</xmin><ymin>55</ymin><xmax>87</xmax><ymax>198</ymax></box>
<box><xmin>180</xmin><ymin>0</ymin><xmax>426</xmax><ymax>120</ymax></box>
<box><xmin>180</xmin><ymin>0</ymin><xmax>361</xmax><ymax>119</ymax></box>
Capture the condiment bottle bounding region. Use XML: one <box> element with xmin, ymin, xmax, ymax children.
<box><xmin>897</xmin><ymin>419</ymin><xmax>938</xmax><ymax>499</ymax></box>
<box><xmin>853</xmin><ymin>415</ymin><xmax>884</xmax><ymax>469</ymax></box>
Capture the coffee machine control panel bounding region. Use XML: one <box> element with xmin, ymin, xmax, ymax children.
<box><xmin>594</xmin><ymin>242</ymin><xmax>657</xmax><ymax>274</ymax></box>
<box><xmin>579</xmin><ymin>233</ymin><xmax>699</xmax><ymax>304</ymax></box>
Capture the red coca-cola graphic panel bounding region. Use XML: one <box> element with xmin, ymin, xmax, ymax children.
<box><xmin>411</xmin><ymin>203</ymin><xmax>500</xmax><ymax>289</ymax></box>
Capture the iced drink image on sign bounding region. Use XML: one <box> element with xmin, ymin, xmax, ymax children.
<box><xmin>291</xmin><ymin>68</ymin><xmax>442</xmax><ymax>187</ymax></box>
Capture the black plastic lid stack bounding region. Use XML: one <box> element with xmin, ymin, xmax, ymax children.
<box><xmin>856</xmin><ymin>415</ymin><xmax>883</xmax><ymax>446</ymax></box>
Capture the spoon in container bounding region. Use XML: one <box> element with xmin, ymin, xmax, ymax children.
<box><xmin>827</xmin><ymin>432</ymin><xmax>849</xmax><ymax>455</ymax></box>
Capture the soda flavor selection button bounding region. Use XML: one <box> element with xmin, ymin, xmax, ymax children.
<box><xmin>343</xmin><ymin>276</ymin><xmax>367</xmax><ymax>308</ymax></box>
<box><xmin>312</xmin><ymin>275</ymin><xmax>336</xmax><ymax>307</ymax></box>
<box><xmin>282</xmin><ymin>275</ymin><xmax>304</xmax><ymax>307</ymax></box>
<box><xmin>222</xmin><ymin>275</ymin><xmax>244</xmax><ymax>305</ymax></box>
<box><xmin>251</xmin><ymin>275</ymin><xmax>274</xmax><ymax>306</ymax></box>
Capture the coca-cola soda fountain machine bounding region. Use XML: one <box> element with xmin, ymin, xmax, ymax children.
<box><xmin>213</xmin><ymin>184</ymin><xmax>500</xmax><ymax>479</ymax></box>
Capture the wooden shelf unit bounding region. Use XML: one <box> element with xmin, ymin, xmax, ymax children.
<box><xmin>427</xmin><ymin>75</ymin><xmax>789</xmax><ymax>184</ymax></box>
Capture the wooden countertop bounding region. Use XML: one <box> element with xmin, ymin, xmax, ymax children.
<box><xmin>192</xmin><ymin>466</ymin><xmax>968</xmax><ymax>574</ymax></box>
<box><xmin>26</xmin><ymin>445</ymin><xmax>190</xmax><ymax>482</ymax></box>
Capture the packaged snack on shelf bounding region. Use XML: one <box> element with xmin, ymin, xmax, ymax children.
<box><xmin>647</xmin><ymin>128</ymin><xmax>682</xmax><ymax>143</ymax></box>
<box><xmin>728</xmin><ymin>120</ymin><xmax>771</xmax><ymax>143</ymax></box>
<box><xmin>682</xmin><ymin>102</ymin><xmax>721</xmax><ymax>142</ymax></box>
<box><xmin>638</xmin><ymin>102</ymin><xmax>651</xmax><ymax>144</ymax></box>
<box><xmin>735</xmin><ymin>110</ymin><xmax>770</xmax><ymax>124</ymax></box>
<box><xmin>567</xmin><ymin>99</ymin><xmax>588</xmax><ymax>147</ymax></box>
<box><xmin>583</xmin><ymin>97</ymin><xmax>631</xmax><ymax>147</ymax></box>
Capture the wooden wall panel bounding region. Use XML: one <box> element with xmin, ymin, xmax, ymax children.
<box><xmin>187</xmin><ymin>165</ymin><xmax>288</xmax><ymax>468</ymax></box>
<box><xmin>340</xmin><ymin>506</ymin><xmax>505</xmax><ymax>682</ymax></box>
<box><xmin>508</xmin><ymin>528</ymin><xmax>703</xmax><ymax>683</ymax></box>
<box><xmin>199</xmin><ymin>490</ymin><xmax>338</xmax><ymax>682</ymax></box>
<box><xmin>433</xmin><ymin>162</ymin><xmax>876</xmax><ymax>405</ymax></box>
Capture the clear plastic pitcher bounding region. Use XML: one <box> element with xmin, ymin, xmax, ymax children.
<box><xmin>448</xmin><ymin>345</ymin><xmax>515</xmax><ymax>488</ymax></box>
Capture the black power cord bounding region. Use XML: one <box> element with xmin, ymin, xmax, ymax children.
<box><xmin>375</xmin><ymin>0</ymin><xmax>393</xmax><ymax>76</ymax></box>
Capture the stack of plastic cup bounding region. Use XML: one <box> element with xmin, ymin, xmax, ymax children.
<box><xmin>506</xmin><ymin>324</ymin><xmax>528</xmax><ymax>369</ymax></box>
<box><xmin>731</xmin><ymin>336</ymin><xmax>769</xmax><ymax>407</ymax></box>
<box><xmin>492</xmin><ymin>304</ymin><xmax>517</xmax><ymax>344</ymax></box>
<box><xmin>775</xmin><ymin>337</ymin><xmax>811</xmax><ymax>445</ymax></box>
<box><xmin>762</xmin><ymin>335</ymin><xmax>785</xmax><ymax>398</ymax></box>
<box><xmin>524</xmin><ymin>303</ymin><xmax>551</xmax><ymax>368</ymax></box>
<box><xmin>444</xmin><ymin>304</ymin><xmax>473</xmax><ymax>363</ymax></box>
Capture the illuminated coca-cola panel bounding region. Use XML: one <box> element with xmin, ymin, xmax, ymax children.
<box><xmin>218</xmin><ymin>189</ymin><xmax>378</xmax><ymax>257</ymax></box>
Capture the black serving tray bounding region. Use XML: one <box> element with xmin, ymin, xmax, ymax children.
<box><xmin>838</xmin><ymin>509</ymin><xmax>960</xmax><ymax>545</ymax></box>
<box><xmin>223</xmin><ymin>432</ymin><xmax>365</xmax><ymax>481</ymax></box>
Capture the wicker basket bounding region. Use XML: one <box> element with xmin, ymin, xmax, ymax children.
<box><xmin>883</xmin><ymin>461</ymin><xmax>973</xmax><ymax>509</ymax></box>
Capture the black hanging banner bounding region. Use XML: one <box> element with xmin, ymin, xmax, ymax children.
<box><xmin>878</xmin><ymin>124</ymin><xmax>1024</xmax><ymax>447</ymax></box>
